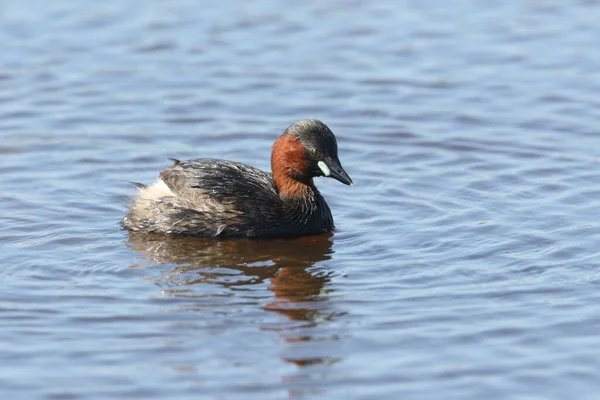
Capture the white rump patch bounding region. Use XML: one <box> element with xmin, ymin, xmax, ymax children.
<box><xmin>141</xmin><ymin>179</ymin><xmax>175</xmax><ymax>199</ymax></box>
<box><xmin>317</xmin><ymin>161</ymin><xmax>330</xmax><ymax>177</ymax></box>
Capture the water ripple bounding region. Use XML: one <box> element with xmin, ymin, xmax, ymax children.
<box><xmin>2</xmin><ymin>1</ymin><xmax>600</xmax><ymax>399</ymax></box>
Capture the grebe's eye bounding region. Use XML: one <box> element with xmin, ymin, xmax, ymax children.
<box><xmin>310</xmin><ymin>149</ymin><xmax>321</xmax><ymax>159</ymax></box>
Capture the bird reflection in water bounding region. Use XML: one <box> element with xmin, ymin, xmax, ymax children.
<box><xmin>126</xmin><ymin>232</ymin><xmax>343</xmax><ymax>368</ymax></box>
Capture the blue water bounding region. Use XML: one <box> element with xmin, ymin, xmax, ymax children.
<box><xmin>2</xmin><ymin>1</ymin><xmax>600</xmax><ymax>399</ymax></box>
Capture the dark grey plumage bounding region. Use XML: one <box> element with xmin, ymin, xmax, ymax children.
<box><xmin>121</xmin><ymin>158</ymin><xmax>333</xmax><ymax>237</ymax></box>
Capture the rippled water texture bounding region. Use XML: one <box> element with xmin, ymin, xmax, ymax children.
<box><xmin>2</xmin><ymin>1</ymin><xmax>600</xmax><ymax>399</ymax></box>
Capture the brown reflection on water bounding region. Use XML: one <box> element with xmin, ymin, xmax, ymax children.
<box><xmin>126</xmin><ymin>232</ymin><xmax>339</xmax><ymax>368</ymax></box>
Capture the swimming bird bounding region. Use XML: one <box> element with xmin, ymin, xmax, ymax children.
<box><xmin>121</xmin><ymin>119</ymin><xmax>352</xmax><ymax>237</ymax></box>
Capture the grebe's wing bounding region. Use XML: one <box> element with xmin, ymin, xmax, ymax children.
<box><xmin>159</xmin><ymin>158</ymin><xmax>278</xmax><ymax>210</ymax></box>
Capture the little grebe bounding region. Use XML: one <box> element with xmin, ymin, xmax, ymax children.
<box><xmin>121</xmin><ymin>119</ymin><xmax>352</xmax><ymax>238</ymax></box>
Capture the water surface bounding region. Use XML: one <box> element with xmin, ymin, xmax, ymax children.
<box><xmin>2</xmin><ymin>1</ymin><xmax>600</xmax><ymax>399</ymax></box>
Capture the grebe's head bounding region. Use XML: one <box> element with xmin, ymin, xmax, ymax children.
<box><xmin>273</xmin><ymin>119</ymin><xmax>352</xmax><ymax>186</ymax></box>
